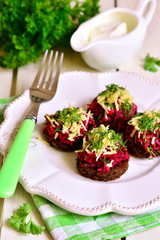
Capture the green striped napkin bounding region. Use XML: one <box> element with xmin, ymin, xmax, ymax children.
<box><xmin>32</xmin><ymin>195</ymin><xmax>160</xmax><ymax>240</ymax></box>
<box><xmin>1</xmin><ymin>97</ymin><xmax>160</xmax><ymax>240</ymax></box>
<box><xmin>0</xmin><ymin>96</ymin><xmax>17</xmax><ymax>123</ymax></box>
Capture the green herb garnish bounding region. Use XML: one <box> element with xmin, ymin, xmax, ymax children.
<box><xmin>137</xmin><ymin>111</ymin><xmax>160</xmax><ymax>132</ymax></box>
<box><xmin>55</xmin><ymin>107</ymin><xmax>83</xmax><ymax>127</ymax></box>
<box><xmin>97</xmin><ymin>111</ymin><xmax>104</xmax><ymax>120</ymax></box>
<box><xmin>108</xmin><ymin>103</ymin><xmax>115</xmax><ymax>109</ymax></box>
<box><xmin>98</xmin><ymin>84</ymin><xmax>125</xmax><ymax>100</ymax></box>
<box><xmin>86</xmin><ymin>125</ymin><xmax>125</xmax><ymax>154</ymax></box>
<box><xmin>9</xmin><ymin>203</ymin><xmax>45</xmax><ymax>235</ymax></box>
<box><xmin>146</xmin><ymin>146</ymin><xmax>156</xmax><ymax>157</ymax></box>
<box><xmin>120</xmin><ymin>99</ymin><xmax>133</xmax><ymax>116</ymax></box>
<box><xmin>144</xmin><ymin>53</ymin><xmax>160</xmax><ymax>72</ymax></box>
<box><xmin>97</xmin><ymin>84</ymin><xmax>133</xmax><ymax>109</ymax></box>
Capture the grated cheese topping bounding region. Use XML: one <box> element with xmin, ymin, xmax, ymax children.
<box><xmin>128</xmin><ymin>110</ymin><xmax>160</xmax><ymax>145</ymax></box>
<box><xmin>105</xmin><ymin>159</ymin><xmax>114</xmax><ymax>168</ymax></box>
<box><xmin>78</xmin><ymin>125</ymin><xmax>124</xmax><ymax>160</ymax></box>
<box><xmin>97</xmin><ymin>84</ymin><xmax>133</xmax><ymax>112</ymax></box>
<box><xmin>128</xmin><ymin>110</ymin><xmax>160</xmax><ymax>132</ymax></box>
<box><xmin>46</xmin><ymin>105</ymin><xmax>93</xmax><ymax>141</ymax></box>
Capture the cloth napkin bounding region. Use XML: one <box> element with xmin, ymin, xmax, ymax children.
<box><xmin>1</xmin><ymin>97</ymin><xmax>160</xmax><ymax>240</ymax></box>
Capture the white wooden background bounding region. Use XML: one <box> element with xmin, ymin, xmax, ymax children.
<box><xmin>1</xmin><ymin>0</ymin><xmax>160</xmax><ymax>239</ymax></box>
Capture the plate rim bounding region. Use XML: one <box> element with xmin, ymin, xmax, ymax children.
<box><xmin>19</xmin><ymin>173</ymin><xmax>160</xmax><ymax>216</ymax></box>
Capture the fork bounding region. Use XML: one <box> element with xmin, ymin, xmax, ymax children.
<box><xmin>0</xmin><ymin>50</ymin><xmax>64</xmax><ymax>198</ymax></box>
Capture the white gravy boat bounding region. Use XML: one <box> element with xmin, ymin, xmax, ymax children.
<box><xmin>70</xmin><ymin>0</ymin><xmax>156</xmax><ymax>71</ymax></box>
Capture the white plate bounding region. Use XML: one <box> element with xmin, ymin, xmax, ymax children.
<box><xmin>1</xmin><ymin>71</ymin><xmax>160</xmax><ymax>216</ymax></box>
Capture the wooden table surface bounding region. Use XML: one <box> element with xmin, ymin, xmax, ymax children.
<box><xmin>1</xmin><ymin>0</ymin><xmax>160</xmax><ymax>239</ymax></box>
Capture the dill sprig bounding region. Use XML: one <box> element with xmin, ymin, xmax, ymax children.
<box><xmin>98</xmin><ymin>84</ymin><xmax>125</xmax><ymax>100</ymax></box>
<box><xmin>97</xmin><ymin>84</ymin><xmax>133</xmax><ymax>111</ymax></box>
<box><xmin>54</xmin><ymin>107</ymin><xmax>83</xmax><ymax>126</ymax></box>
<box><xmin>136</xmin><ymin>111</ymin><xmax>160</xmax><ymax>132</ymax></box>
<box><xmin>120</xmin><ymin>99</ymin><xmax>133</xmax><ymax>116</ymax></box>
<box><xmin>86</xmin><ymin>125</ymin><xmax>125</xmax><ymax>153</ymax></box>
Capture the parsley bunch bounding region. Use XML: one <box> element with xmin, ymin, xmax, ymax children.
<box><xmin>9</xmin><ymin>203</ymin><xmax>45</xmax><ymax>235</ymax></box>
<box><xmin>0</xmin><ymin>0</ymin><xmax>100</xmax><ymax>69</ymax></box>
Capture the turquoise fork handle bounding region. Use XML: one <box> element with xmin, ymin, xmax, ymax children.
<box><xmin>0</xmin><ymin>118</ymin><xmax>35</xmax><ymax>198</ymax></box>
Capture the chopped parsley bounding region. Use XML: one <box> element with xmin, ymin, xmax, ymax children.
<box><xmin>144</xmin><ymin>53</ymin><xmax>160</xmax><ymax>72</ymax></box>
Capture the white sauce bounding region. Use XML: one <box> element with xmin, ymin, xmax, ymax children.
<box><xmin>88</xmin><ymin>21</ymin><xmax>127</xmax><ymax>43</ymax></box>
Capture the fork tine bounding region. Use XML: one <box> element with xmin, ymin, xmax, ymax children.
<box><xmin>51</xmin><ymin>52</ymin><xmax>64</xmax><ymax>91</ymax></box>
<box><xmin>45</xmin><ymin>51</ymin><xmax>59</xmax><ymax>89</ymax></box>
<box><xmin>39</xmin><ymin>50</ymin><xmax>54</xmax><ymax>89</ymax></box>
<box><xmin>32</xmin><ymin>49</ymin><xmax>48</xmax><ymax>88</ymax></box>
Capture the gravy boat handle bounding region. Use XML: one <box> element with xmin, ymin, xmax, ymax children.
<box><xmin>136</xmin><ymin>0</ymin><xmax>156</xmax><ymax>25</ymax></box>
